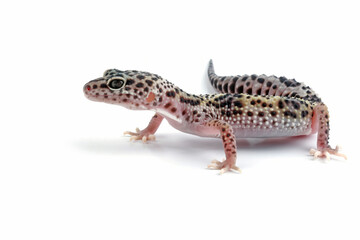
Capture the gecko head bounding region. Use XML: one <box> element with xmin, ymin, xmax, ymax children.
<box><xmin>83</xmin><ymin>68</ymin><xmax>164</xmax><ymax>110</ymax></box>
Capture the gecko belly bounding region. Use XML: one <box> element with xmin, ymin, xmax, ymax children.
<box><xmin>165</xmin><ymin>115</ymin><xmax>313</xmax><ymax>139</ymax></box>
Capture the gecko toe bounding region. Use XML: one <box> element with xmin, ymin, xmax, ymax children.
<box><xmin>310</xmin><ymin>146</ymin><xmax>347</xmax><ymax>160</ymax></box>
<box><xmin>208</xmin><ymin>159</ymin><xmax>241</xmax><ymax>174</ymax></box>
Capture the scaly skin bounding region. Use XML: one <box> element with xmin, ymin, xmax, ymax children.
<box><xmin>83</xmin><ymin>60</ymin><xmax>346</xmax><ymax>173</ymax></box>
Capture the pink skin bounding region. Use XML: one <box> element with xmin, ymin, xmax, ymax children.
<box><xmin>84</xmin><ymin>63</ymin><xmax>346</xmax><ymax>174</ymax></box>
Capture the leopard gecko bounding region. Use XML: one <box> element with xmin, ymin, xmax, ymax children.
<box><xmin>83</xmin><ymin>60</ymin><xmax>346</xmax><ymax>173</ymax></box>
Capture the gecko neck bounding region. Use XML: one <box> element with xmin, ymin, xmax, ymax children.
<box><xmin>153</xmin><ymin>85</ymin><xmax>208</xmax><ymax>124</ymax></box>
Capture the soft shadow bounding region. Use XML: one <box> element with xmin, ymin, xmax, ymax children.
<box><xmin>74</xmin><ymin>133</ymin><xmax>314</xmax><ymax>168</ymax></box>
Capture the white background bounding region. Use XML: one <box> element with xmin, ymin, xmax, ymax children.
<box><xmin>1</xmin><ymin>0</ymin><xmax>359</xmax><ymax>239</ymax></box>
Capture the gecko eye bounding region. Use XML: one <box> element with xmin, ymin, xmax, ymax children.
<box><xmin>107</xmin><ymin>77</ymin><xmax>126</xmax><ymax>90</ymax></box>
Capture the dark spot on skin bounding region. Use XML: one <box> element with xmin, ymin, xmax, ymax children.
<box><xmin>251</xmin><ymin>74</ymin><xmax>257</xmax><ymax>80</ymax></box>
<box><xmin>136</xmin><ymin>82</ymin><xmax>144</xmax><ymax>88</ymax></box>
<box><xmin>171</xmin><ymin>107</ymin><xmax>177</xmax><ymax>112</ymax></box>
<box><xmin>247</xmin><ymin>111</ymin><xmax>253</xmax><ymax>117</ymax></box>
<box><xmin>246</xmin><ymin>88</ymin><xmax>252</xmax><ymax>94</ymax></box>
<box><xmin>256</xmin><ymin>88</ymin><xmax>261</xmax><ymax>95</ymax></box>
<box><xmin>137</xmin><ymin>75</ymin><xmax>145</xmax><ymax>80</ymax></box>
<box><xmin>246</xmin><ymin>82</ymin><xmax>251</xmax><ymax>87</ymax></box>
<box><xmin>218</xmin><ymin>85</ymin><xmax>223</xmax><ymax>91</ymax></box>
<box><xmin>270</xmin><ymin>111</ymin><xmax>277</xmax><ymax>116</ymax></box>
<box><xmin>226</xmin><ymin>133</ymin><xmax>231</xmax><ymax>137</ymax></box>
<box><xmin>262</xmin><ymin>102</ymin><xmax>267</xmax><ymax>107</ymax></box>
<box><xmin>269</xmin><ymin>104</ymin><xmax>273</xmax><ymax>108</ymax></box>
<box><xmin>229</xmin><ymin>83</ymin><xmax>235</xmax><ymax>93</ymax></box>
<box><xmin>222</xmin><ymin>128</ymin><xmax>226</xmax><ymax>132</ymax></box>
<box><xmin>272</xmin><ymin>85</ymin><xmax>277</xmax><ymax>89</ymax></box>
<box><xmin>144</xmin><ymin>87</ymin><xmax>149</xmax><ymax>92</ymax></box>
<box><xmin>250</xmin><ymin>100</ymin><xmax>256</xmax><ymax>105</ymax></box>
<box><xmin>126</xmin><ymin>79</ymin><xmax>134</xmax><ymax>85</ymax></box>
<box><xmin>266</xmin><ymin>82</ymin><xmax>272</xmax><ymax>87</ymax></box>
<box><xmin>257</xmin><ymin>78</ymin><xmax>265</xmax><ymax>83</ymax></box>
<box><xmin>284</xmin><ymin>111</ymin><xmax>291</xmax><ymax>117</ymax></box>
<box><xmin>193</xmin><ymin>110</ymin><xmax>198</xmax><ymax>115</ymax></box>
<box><xmin>182</xmin><ymin>110</ymin><xmax>186</xmax><ymax>115</ymax></box>
<box><xmin>292</xmin><ymin>101</ymin><xmax>300</xmax><ymax>109</ymax></box>
<box><xmin>100</xmin><ymin>83</ymin><xmax>107</xmax><ymax>88</ymax></box>
<box><xmin>234</xmin><ymin>101</ymin><xmax>242</xmax><ymax>107</ymax></box>
<box><xmin>145</xmin><ymin>80</ymin><xmax>153</xmax><ymax>86</ymax></box>
<box><xmin>233</xmin><ymin>110</ymin><xmax>238</xmax><ymax>115</ymax></box>
<box><xmin>175</xmin><ymin>88</ymin><xmax>179</xmax><ymax>94</ymax></box>
<box><xmin>221</xmin><ymin>110</ymin><xmax>225</xmax><ymax>115</ymax></box>
<box><xmin>93</xmin><ymin>85</ymin><xmax>97</xmax><ymax>89</ymax></box>
<box><xmin>214</xmin><ymin>80</ymin><xmax>218</xmax><ymax>87</ymax></box>
<box><xmin>258</xmin><ymin>112</ymin><xmax>264</xmax><ymax>117</ymax></box>
<box><xmin>159</xmin><ymin>96</ymin><xmax>162</xmax><ymax>102</ymax></box>
<box><xmin>301</xmin><ymin>111</ymin><xmax>308</xmax><ymax>118</ymax></box>
<box><xmin>164</xmin><ymin>103</ymin><xmax>171</xmax><ymax>108</ymax></box>
<box><xmin>166</xmin><ymin>91</ymin><xmax>176</xmax><ymax>98</ymax></box>
<box><xmin>279</xmin><ymin>77</ymin><xmax>287</xmax><ymax>83</ymax></box>
<box><xmin>257</xmin><ymin>99</ymin><xmax>261</xmax><ymax>104</ymax></box>
<box><xmin>223</xmin><ymin>83</ymin><xmax>228</xmax><ymax>92</ymax></box>
<box><xmin>226</xmin><ymin>111</ymin><xmax>231</xmax><ymax>117</ymax></box>
<box><xmin>242</xmin><ymin>76</ymin><xmax>248</xmax><ymax>81</ymax></box>
<box><xmin>284</xmin><ymin>80</ymin><xmax>292</xmax><ymax>87</ymax></box>
<box><xmin>237</xmin><ymin>86</ymin><xmax>244</xmax><ymax>93</ymax></box>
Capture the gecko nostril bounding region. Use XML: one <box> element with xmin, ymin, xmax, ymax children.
<box><xmin>86</xmin><ymin>85</ymin><xmax>91</xmax><ymax>91</ymax></box>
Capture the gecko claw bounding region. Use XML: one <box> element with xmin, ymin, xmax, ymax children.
<box><xmin>208</xmin><ymin>159</ymin><xmax>241</xmax><ymax>174</ymax></box>
<box><xmin>309</xmin><ymin>146</ymin><xmax>347</xmax><ymax>161</ymax></box>
<box><xmin>124</xmin><ymin>128</ymin><xmax>156</xmax><ymax>143</ymax></box>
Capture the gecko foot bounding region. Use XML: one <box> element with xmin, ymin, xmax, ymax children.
<box><xmin>123</xmin><ymin>128</ymin><xmax>156</xmax><ymax>143</ymax></box>
<box><xmin>309</xmin><ymin>145</ymin><xmax>347</xmax><ymax>161</ymax></box>
<box><xmin>207</xmin><ymin>159</ymin><xmax>241</xmax><ymax>174</ymax></box>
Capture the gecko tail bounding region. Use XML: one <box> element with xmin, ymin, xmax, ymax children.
<box><xmin>208</xmin><ymin>59</ymin><xmax>215</xmax><ymax>76</ymax></box>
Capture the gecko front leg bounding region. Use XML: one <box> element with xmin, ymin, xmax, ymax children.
<box><xmin>124</xmin><ymin>113</ymin><xmax>164</xmax><ymax>143</ymax></box>
<box><xmin>205</xmin><ymin>120</ymin><xmax>241</xmax><ymax>174</ymax></box>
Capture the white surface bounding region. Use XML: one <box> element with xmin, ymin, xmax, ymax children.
<box><xmin>0</xmin><ymin>0</ymin><xmax>359</xmax><ymax>239</ymax></box>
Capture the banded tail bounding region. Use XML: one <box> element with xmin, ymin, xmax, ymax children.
<box><xmin>207</xmin><ymin>59</ymin><xmax>321</xmax><ymax>103</ymax></box>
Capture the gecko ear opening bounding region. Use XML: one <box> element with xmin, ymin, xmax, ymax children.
<box><xmin>146</xmin><ymin>92</ymin><xmax>156</xmax><ymax>103</ymax></box>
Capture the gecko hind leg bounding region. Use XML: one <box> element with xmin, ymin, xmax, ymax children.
<box><xmin>309</xmin><ymin>104</ymin><xmax>347</xmax><ymax>160</ymax></box>
<box><xmin>123</xmin><ymin>113</ymin><xmax>163</xmax><ymax>143</ymax></box>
